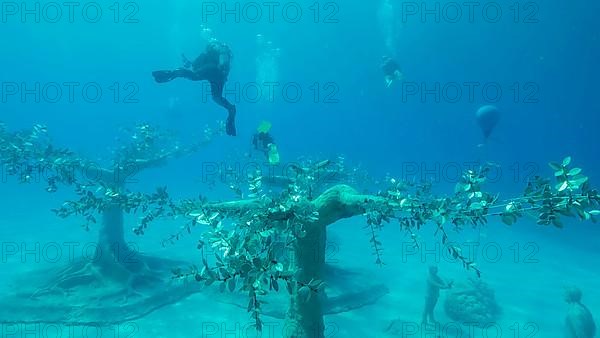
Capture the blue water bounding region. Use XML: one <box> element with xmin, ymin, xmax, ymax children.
<box><xmin>1</xmin><ymin>0</ymin><xmax>599</xmax><ymax>337</ymax></box>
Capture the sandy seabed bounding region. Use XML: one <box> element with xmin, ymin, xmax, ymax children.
<box><xmin>1</xmin><ymin>204</ymin><xmax>598</xmax><ymax>338</ymax></box>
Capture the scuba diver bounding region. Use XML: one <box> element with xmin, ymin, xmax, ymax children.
<box><xmin>421</xmin><ymin>265</ymin><xmax>453</xmax><ymax>325</ymax></box>
<box><xmin>252</xmin><ymin>121</ymin><xmax>279</xmax><ymax>165</ymax></box>
<box><xmin>152</xmin><ymin>41</ymin><xmax>237</xmax><ymax>136</ymax></box>
<box><xmin>381</xmin><ymin>56</ymin><xmax>403</xmax><ymax>88</ymax></box>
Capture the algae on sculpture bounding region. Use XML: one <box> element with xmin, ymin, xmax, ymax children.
<box><xmin>0</xmin><ymin>122</ymin><xmax>213</xmax><ymax>324</ymax></box>
<box><xmin>444</xmin><ymin>277</ymin><xmax>501</xmax><ymax>325</ymax></box>
<box><xmin>175</xmin><ymin>158</ymin><xmax>599</xmax><ymax>338</ymax></box>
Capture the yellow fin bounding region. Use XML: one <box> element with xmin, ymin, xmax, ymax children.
<box><xmin>268</xmin><ymin>144</ymin><xmax>280</xmax><ymax>165</ymax></box>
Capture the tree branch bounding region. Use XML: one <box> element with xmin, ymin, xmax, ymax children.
<box><xmin>310</xmin><ymin>185</ymin><xmax>386</xmax><ymax>227</ymax></box>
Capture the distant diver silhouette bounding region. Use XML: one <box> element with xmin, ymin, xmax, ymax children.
<box><xmin>252</xmin><ymin>121</ymin><xmax>279</xmax><ymax>165</ymax></box>
<box><xmin>476</xmin><ymin>105</ymin><xmax>500</xmax><ymax>141</ymax></box>
<box><xmin>381</xmin><ymin>56</ymin><xmax>403</xmax><ymax>88</ymax></box>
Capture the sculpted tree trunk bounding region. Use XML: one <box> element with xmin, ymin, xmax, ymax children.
<box><xmin>284</xmin><ymin>185</ymin><xmax>385</xmax><ymax>338</ymax></box>
<box><xmin>285</xmin><ymin>219</ymin><xmax>327</xmax><ymax>338</ymax></box>
<box><xmin>204</xmin><ymin>184</ymin><xmax>384</xmax><ymax>338</ymax></box>
<box><xmin>0</xmin><ymin>148</ymin><xmax>207</xmax><ymax>324</ymax></box>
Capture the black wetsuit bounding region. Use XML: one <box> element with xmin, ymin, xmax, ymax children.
<box><xmin>152</xmin><ymin>42</ymin><xmax>237</xmax><ymax>136</ymax></box>
<box><xmin>252</xmin><ymin>132</ymin><xmax>274</xmax><ymax>157</ymax></box>
<box><xmin>381</xmin><ymin>57</ymin><xmax>400</xmax><ymax>77</ymax></box>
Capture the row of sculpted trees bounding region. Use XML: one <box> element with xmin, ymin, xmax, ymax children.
<box><xmin>1</xmin><ymin>121</ymin><xmax>598</xmax><ymax>337</ymax></box>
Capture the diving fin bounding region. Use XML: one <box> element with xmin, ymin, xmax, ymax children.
<box><xmin>152</xmin><ymin>70</ymin><xmax>174</xmax><ymax>83</ymax></box>
<box><xmin>267</xmin><ymin>144</ymin><xmax>280</xmax><ymax>165</ymax></box>
<box><xmin>385</xmin><ymin>76</ymin><xmax>393</xmax><ymax>88</ymax></box>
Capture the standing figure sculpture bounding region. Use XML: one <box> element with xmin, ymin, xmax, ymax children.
<box><xmin>565</xmin><ymin>286</ymin><xmax>596</xmax><ymax>338</ymax></box>
<box><xmin>422</xmin><ymin>265</ymin><xmax>453</xmax><ymax>325</ymax></box>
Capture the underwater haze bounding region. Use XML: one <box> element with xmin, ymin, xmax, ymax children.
<box><xmin>1</xmin><ymin>0</ymin><xmax>599</xmax><ymax>337</ymax></box>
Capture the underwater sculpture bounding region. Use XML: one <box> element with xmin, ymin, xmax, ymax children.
<box><xmin>565</xmin><ymin>286</ymin><xmax>596</xmax><ymax>338</ymax></box>
<box><xmin>176</xmin><ymin>160</ymin><xmax>599</xmax><ymax>338</ymax></box>
<box><xmin>0</xmin><ymin>123</ymin><xmax>381</xmax><ymax>329</ymax></box>
<box><xmin>1</xmin><ymin>122</ymin><xmax>600</xmax><ymax>338</ymax></box>
<box><xmin>0</xmin><ymin>123</ymin><xmax>213</xmax><ymax>324</ymax></box>
<box><xmin>476</xmin><ymin>105</ymin><xmax>501</xmax><ymax>141</ymax></box>
<box><xmin>422</xmin><ymin>265</ymin><xmax>453</xmax><ymax>325</ymax></box>
<box><xmin>443</xmin><ymin>277</ymin><xmax>501</xmax><ymax>326</ymax></box>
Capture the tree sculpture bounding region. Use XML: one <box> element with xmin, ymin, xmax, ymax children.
<box><xmin>1</xmin><ymin>122</ymin><xmax>599</xmax><ymax>338</ymax></box>
<box><xmin>0</xmin><ymin>122</ymin><xmax>213</xmax><ymax>324</ymax></box>
<box><xmin>170</xmin><ymin>158</ymin><xmax>599</xmax><ymax>338</ymax></box>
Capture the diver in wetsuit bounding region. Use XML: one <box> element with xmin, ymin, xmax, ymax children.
<box><xmin>252</xmin><ymin>130</ymin><xmax>274</xmax><ymax>158</ymax></box>
<box><xmin>251</xmin><ymin>121</ymin><xmax>279</xmax><ymax>165</ymax></box>
<box><xmin>152</xmin><ymin>41</ymin><xmax>237</xmax><ymax>136</ymax></box>
<box><xmin>381</xmin><ymin>55</ymin><xmax>403</xmax><ymax>88</ymax></box>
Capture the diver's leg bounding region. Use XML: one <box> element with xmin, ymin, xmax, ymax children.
<box><xmin>172</xmin><ymin>68</ymin><xmax>202</xmax><ymax>80</ymax></box>
<box><xmin>210</xmin><ymin>81</ymin><xmax>237</xmax><ymax>136</ymax></box>
<box><xmin>152</xmin><ymin>68</ymin><xmax>203</xmax><ymax>83</ymax></box>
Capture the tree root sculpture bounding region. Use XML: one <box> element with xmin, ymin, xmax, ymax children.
<box><xmin>1</xmin><ymin>254</ymin><xmax>203</xmax><ymax>325</ymax></box>
<box><xmin>1</xmin><ymin>204</ymin><xmax>203</xmax><ymax>325</ymax></box>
